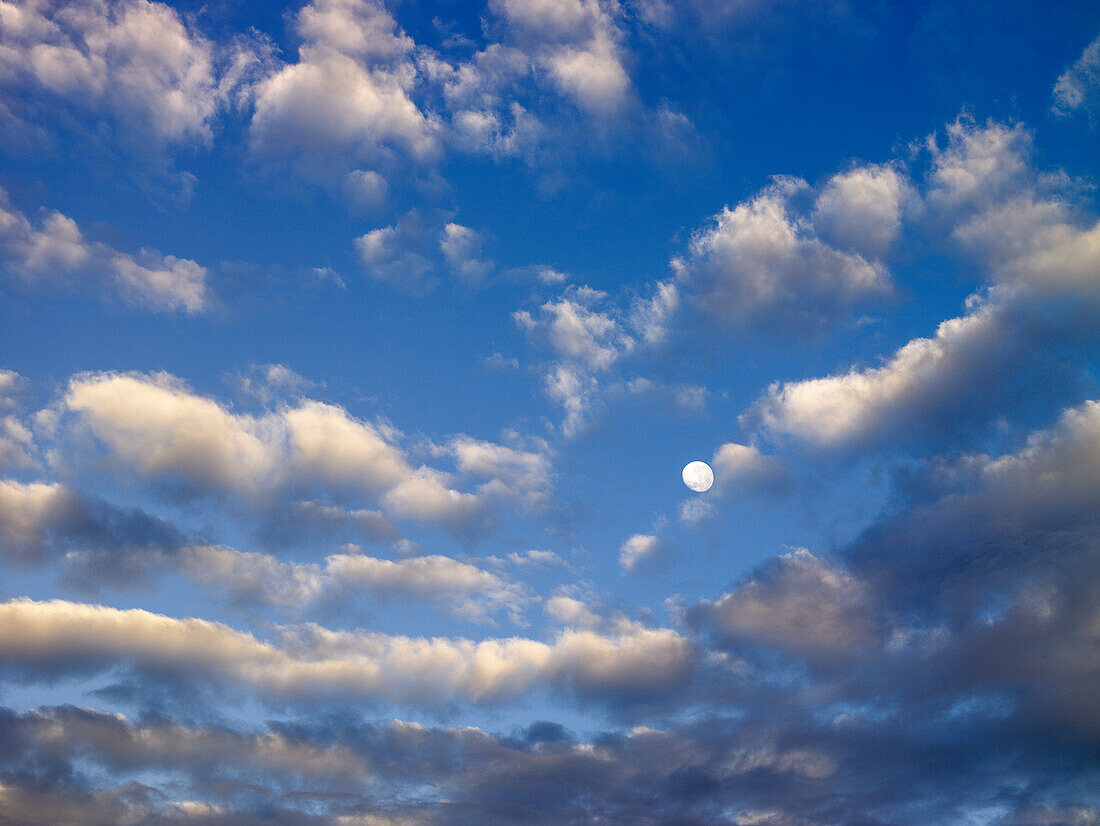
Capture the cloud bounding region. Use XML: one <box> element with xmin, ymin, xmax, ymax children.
<box><xmin>439</xmin><ymin>223</ymin><xmax>494</xmax><ymax>284</ymax></box>
<box><xmin>0</xmin><ymin>0</ymin><xmax>259</xmax><ymax>146</ymax></box>
<box><xmin>0</xmin><ymin>598</ymin><xmax>694</xmax><ymax>705</ymax></box>
<box><xmin>514</xmin><ymin>284</ymin><xmax>646</xmax><ymax>435</ymax></box>
<box><xmin>0</xmin><ymin>480</ymin><xmax>182</xmax><ymax>585</ymax></box>
<box><xmin>0</xmin><ymin>188</ymin><xmax>207</xmax><ymax>311</ymax></box>
<box><xmin>355</xmin><ymin>212</ymin><xmax>496</xmax><ymax>290</ymax></box>
<box><xmin>487</xmin><ymin>0</ymin><xmax>632</xmax><ymax>114</ymax></box>
<box><xmin>710</xmin><ymin>443</ymin><xmax>791</xmax><ymax>498</ymax></box>
<box><xmin>811</xmin><ymin>163</ymin><xmax>910</xmax><ymax>259</ymax></box>
<box><xmin>179</xmin><ymin>545</ymin><xmax>528</xmax><ymax>623</ymax></box>
<box><xmin>60</xmin><ymin>371</ymin><xmax>487</xmax><ymax>532</ymax></box>
<box><xmin>443</xmin><ymin>435</ymin><xmax>553</xmax><ymax>507</ymax></box>
<box><xmin>1052</xmin><ymin>33</ymin><xmax>1100</xmax><ymax>121</ymax></box>
<box><xmin>618</xmin><ymin>533</ymin><xmax>662</xmax><ymax>572</ymax></box>
<box><xmin>672</xmin><ymin>176</ymin><xmax>892</xmax><ymax>332</ymax></box>
<box><xmin>229</xmin><ymin>363</ymin><xmax>318</xmax><ymax>405</ymax></box>
<box><xmin>745</xmin><ymin>118</ymin><xmax>1100</xmax><ymax>454</ymax></box>
<box><xmin>692</xmin><ymin>549</ymin><xmax>882</xmax><ymax>661</ymax></box>
<box><xmin>515</xmin><ymin>286</ymin><xmax>633</xmax><ymax>371</ymax></box>
<box><xmin>248</xmin><ymin>0</ymin><xmax>437</xmax><ymax>180</ymax></box>
<box><xmin>355</xmin><ymin>210</ymin><xmax>439</xmax><ymax>289</ymax></box>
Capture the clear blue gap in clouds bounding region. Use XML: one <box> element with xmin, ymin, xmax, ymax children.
<box><xmin>0</xmin><ymin>0</ymin><xmax>1098</xmax><ymax>822</ymax></box>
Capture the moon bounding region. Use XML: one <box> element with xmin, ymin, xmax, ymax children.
<box><xmin>682</xmin><ymin>460</ymin><xmax>714</xmax><ymax>493</ymax></box>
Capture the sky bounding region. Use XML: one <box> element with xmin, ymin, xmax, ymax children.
<box><xmin>0</xmin><ymin>0</ymin><xmax>1099</xmax><ymax>823</ymax></box>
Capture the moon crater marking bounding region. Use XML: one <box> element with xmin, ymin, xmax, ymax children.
<box><xmin>682</xmin><ymin>461</ymin><xmax>714</xmax><ymax>493</ymax></box>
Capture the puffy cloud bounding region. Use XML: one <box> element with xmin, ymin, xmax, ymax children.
<box><xmin>249</xmin><ymin>0</ymin><xmax>437</xmax><ymax>179</ymax></box>
<box><xmin>61</xmin><ymin>371</ymin><xmax>485</xmax><ymax>531</ymax></box>
<box><xmin>710</xmin><ymin>442</ymin><xmax>791</xmax><ymax>498</ymax></box>
<box><xmin>673</xmin><ymin>177</ymin><xmax>891</xmax><ymax>332</ymax></box>
<box><xmin>0</xmin><ymin>598</ymin><xmax>694</xmax><ymax>705</ymax></box>
<box><xmin>515</xmin><ymin>285</ymin><xmax>641</xmax><ymax>435</ymax></box>
<box><xmin>0</xmin><ymin>480</ymin><xmax>182</xmax><ymax>582</ymax></box>
<box><xmin>516</xmin><ymin>286</ymin><xmax>633</xmax><ymax>371</ymax></box>
<box><xmin>0</xmin><ymin>188</ymin><xmax>207</xmax><ymax>311</ymax></box>
<box><xmin>0</xmin><ymin>370</ymin><xmax>35</xmax><ymax>471</ymax></box>
<box><xmin>3</xmin><ymin>705</ymin><xmax>368</xmax><ymax>782</ymax></box>
<box><xmin>812</xmin><ymin>163</ymin><xmax>909</xmax><ymax>258</ymax></box>
<box><xmin>439</xmin><ymin>222</ymin><xmax>493</xmax><ymax>284</ymax></box>
<box><xmin>488</xmin><ymin>0</ymin><xmax>632</xmax><ymax>114</ymax></box>
<box><xmin>1052</xmin><ymin>33</ymin><xmax>1100</xmax><ymax>120</ymax></box>
<box><xmin>180</xmin><ymin>545</ymin><xmax>527</xmax><ymax>623</ymax></box>
<box><xmin>924</xmin><ymin>117</ymin><xmax>1032</xmax><ymax>213</ymax></box>
<box><xmin>693</xmin><ymin>549</ymin><xmax>882</xmax><ymax>661</ymax></box>
<box><xmin>0</xmin><ymin>0</ymin><xmax>252</xmax><ymax>146</ymax></box>
<box><xmin>618</xmin><ymin>533</ymin><xmax>662</xmax><ymax>572</ymax></box>
<box><xmin>746</xmin><ymin>119</ymin><xmax>1100</xmax><ymax>454</ymax></box>
<box><xmin>744</xmin><ymin>293</ymin><xmax>1025</xmax><ymax>451</ymax></box>
<box><xmin>443</xmin><ymin>435</ymin><xmax>552</xmax><ymax>506</ymax></box>
<box><xmin>354</xmin><ymin>210</ymin><xmax>438</xmax><ymax>289</ymax></box>
<box><xmin>355</xmin><ymin>212</ymin><xmax>496</xmax><ymax>290</ymax></box>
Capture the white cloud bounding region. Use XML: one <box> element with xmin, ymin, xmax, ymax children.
<box><xmin>516</xmin><ymin>286</ymin><xmax>633</xmax><ymax>370</ymax></box>
<box><xmin>440</xmin><ymin>223</ymin><xmax>494</xmax><ymax>284</ymax></box>
<box><xmin>710</xmin><ymin>443</ymin><xmax>791</xmax><ymax>498</ymax></box>
<box><xmin>694</xmin><ymin>549</ymin><xmax>881</xmax><ymax>660</ymax></box>
<box><xmin>1052</xmin><ymin>34</ymin><xmax>1100</xmax><ymax>120</ymax></box>
<box><xmin>488</xmin><ymin>0</ymin><xmax>632</xmax><ymax>114</ymax></box>
<box><xmin>545</xmin><ymin>594</ymin><xmax>601</xmax><ymax>627</ymax></box>
<box><xmin>61</xmin><ymin>371</ymin><xmax>484</xmax><ymax>530</ymax></box>
<box><xmin>0</xmin><ymin>189</ymin><xmax>207</xmax><ymax>311</ymax></box>
<box><xmin>619</xmin><ymin>533</ymin><xmax>662</xmax><ymax>572</ymax></box>
<box><xmin>0</xmin><ymin>0</ymin><xmax>244</xmax><ymax>145</ymax></box>
<box><xmin>230</xmin><ymin>363</ymin><xmax>317</xmax><ymax>404</ymax></box>
<box><xmin>0</xmin><ymin>598</ymin><xmax>695</xmax><ymax>704</ymax></box>
<box><xmin>249</xmin><ymin>0</ymin><xmax>437</xmax><ymax>177</ymax></box>
<box><xmin>812</xmin><ymin>163</ymin><xmax>909</xmax><ymax>259</ymax></box>
<box><xmin>629</xmin><ymin>280</ymin><xmax>679</xmax><ymax>345</ymax></box>
<box><xmin>343</xmin><ymin>168</ymin><xmax>390</xmax><ymax>210</ymax></box>
<box><xmin>444</xmin><ymin>435</ymin><xmax>552</xmax><ymax>506</ymax></box>
<box><xmin>179</xmin><ymin>544</ymin><xmax>528</xmax><ymax>623</ymax></box>
<box><xmin>515</xmin><ymin>285</ymin><xmax>641</xmax><ymax>435</ymax></box>
<box><xmin>673</xmin><ymin>177</ymin><xmax>891</xmax><ymax>331</ymax></box>
<box><xmin>924</xmin><ymin>118</ymin><xmax>1031</xmax><ymax>213</ymax></box>
<box><xmin>746</xmin><ymin>118</ymin><xmax>1100</xmax><ymax>453</ymax></box>
<box><xmin>0</xmin><ymin>480</ymin><xmax>75</xmax><ymax>567</ymax></box>
<box><xmin>355</xmin><ymin>217</ymin><xmax>435</xmax><ymax>288</ymax></box>
<box><xmin>744</xmin><ymin>294</ymin><xmax>1015</xmax><ymax>451</ymax></box>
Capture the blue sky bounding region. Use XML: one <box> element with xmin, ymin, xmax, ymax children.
<box><xmin>1</xmin><ymin>0</ymin><xmax>1100</xmax><ymax>823</ymax></box>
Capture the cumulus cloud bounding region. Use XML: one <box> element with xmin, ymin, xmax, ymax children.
<box><xmin>439</xmin><ymin>223</ymin><xmax>494</xmax><ymax>284</ymax></box>
<box><xmin>672</xmin><ymin>176</ymin><xmax>892</xmax><ymax>332</ymax></box>
<box><xmin>692</xmin><ymin>549</ymin><xmax>882</xmax><ymax>661</ymax></box>
<box><xmin>0</xmin><ymin>598</ymin><xmax>694</xmax><ymax>705</ymax></box>
<box><xmin>0</xmin><ymin>188</ymin><xmax>207</xmax><ymax>311</ymax></box>
<box><xmin>442</xmin><ymin>435</ymin><xmax>553</xmax><ymax>506</ymax></box>
<box><xmin>746</xmin><ymin>118</ymin><xmax>1100</xmax><ymax>453</ymax></box>
<box><xmin>249</xmin><ymin>0</ymin><xmax>437</xmax><ymax>179</ymax></box>
<box><xmin>488</xmin><ymin>0</ymin><xmax>632</xmax><ymax>114</ymax></box>
<box><xmin>515</xmin><ymin>284</ymin><xmax>648</xmax><ymax>435</ymax></box>
<box><xmin>618</xmin><ymin>533</ymin><xmax>662</xmax><ymax>572</ymax></box>
<box><xmin>812</xmin><ymin>163</ymin><xmax>910</xmax><ymax>258</ymax></box>
<box><xmin>60</xmin><ymin>371</ymin><xmax>488</xmax><ymax>531</ymax></box>
<box><xmin>0</xmin><ymin>370</ymin><xmax>36</xmax><ymax>472</ymax></box>
<box><xmin>180</xmin><ymin>544</ymin><xmax>528</xmax><ymax>623</ymax></box>
<box><xmin>1052</xmin><ymin>33</ymin><xmax>1100</xmax><ymax>121</ymax></box>
<box><xmin>0</xmin><ymin>0</ymin><xmax>263</xmax><ymax>146</ymax></box>
<box><xmin>710</xmin><ymin>443</ymin><xmax>791</xmax><ymax>498</ymax></box>
<box><xmin>355</xmin><ymin>210</ymin><xmax>438</xmax><ymax>289</ymax></box>
<box><xmin>0</xmin><ymin>480</ymin><xmax>182</xmax><ymax>585</ymax></box>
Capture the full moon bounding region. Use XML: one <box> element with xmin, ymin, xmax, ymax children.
<box><xmin>682</xmin><ymin>461</ymin><xmax>714</xmax><ymax>493</ymax></box>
